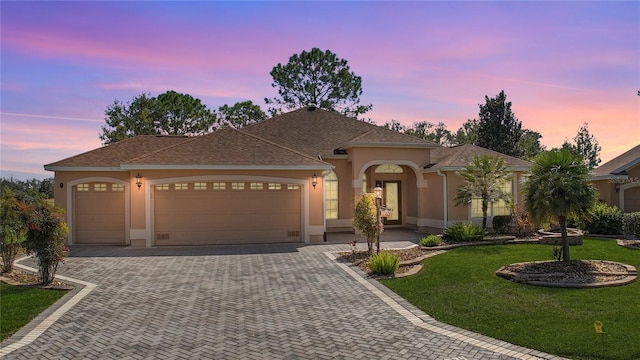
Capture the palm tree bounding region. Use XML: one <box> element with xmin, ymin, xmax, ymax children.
<box><xmin>522</xmin><ymin>149</ymin><xmax>596</xmax><ymax>262</ymax></box>
<box><xmin>454</xmin><ymin>154</ymin><xmax>513</xmax><ymax>230</ymax></box>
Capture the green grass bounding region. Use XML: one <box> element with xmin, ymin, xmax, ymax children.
<box><xmin>0</xmin><ymin>283</ymin><xmax>68</xmax><ymax>341</ymax></box>
<box><xmin>381</xmin><ymin>238</ymin><xmax>640</xmax><ymax>360</ymax></box>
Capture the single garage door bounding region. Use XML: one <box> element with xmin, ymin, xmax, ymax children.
<box><xmin>74</xmin><ymin>182</ymin><xmax>126</xmax><ymax>244</ymax></box>
<box><xmin>624</xmin><ymin>187</ymin><xmax>640</xmax><ymax>213</ymax></box>
<box><xmin>154</xmin><ymin>181</ymin><xmax>301</xmax><ymax>245</ymax></box>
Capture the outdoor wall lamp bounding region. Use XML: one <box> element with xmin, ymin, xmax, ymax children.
<box><xmin>135</xmin><ymin>173</ymin><xmax>142</xmax><ymax>190</ymax></box>
<box><xmin>373</xmin><ymin>184</ymin><xmax>384</xmax><ymax>254</ymax></box>
<box><xmin>615</xmin><ymin>183</ymin><xmax>620</xmax><ymax>192</ymax></box>
<box><xmin>312</xmin><ymin>173</ymin><xmax>318</xmax><ymax>189</ymax></box>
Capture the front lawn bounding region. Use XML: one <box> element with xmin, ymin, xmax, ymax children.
<box><xmin>0</xmin><ymin>283</ymin><xmax>68</xmax><ymax>341</ymax></box>
<box><xmin>381</xmin><ymin>238</ymin><xmax>640</xmax><ymax>360</ymax></box>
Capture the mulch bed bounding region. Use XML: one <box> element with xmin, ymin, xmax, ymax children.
<box><xmin>0</xmin><ymin>268</ymin><xmax>73</xmax><ymax>290</ymax></box>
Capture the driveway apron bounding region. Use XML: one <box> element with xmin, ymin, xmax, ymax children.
<box><xmin>2</xmin><ymin>242</ymin><xmax>561</xmax><ymax>360</ymax></box>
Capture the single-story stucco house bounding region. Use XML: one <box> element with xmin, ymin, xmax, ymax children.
<box><xmin>591</xmin><ymin>144</ymin><xmax>640</xmax><ymax>213</ymax></box>
<box><xmin>45</xmin><ymin>106</ymin><xmax>531</xmax><ymax>247</ymax></box>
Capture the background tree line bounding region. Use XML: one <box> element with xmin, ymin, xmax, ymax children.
<box><xmin>98</xmin><ymin>47</ymin><xmax>601</xmax><ymax>167</ymax></box>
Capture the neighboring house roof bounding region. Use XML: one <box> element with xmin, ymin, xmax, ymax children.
<box><xmin>44</xmin><ymin>135</ymin><xmax>190</xmax><ymax>170</ymax></box>
<box><xmin>242</xmin><ymin>107</ymin><xmax>437</xmax><ymax>157</ymax></box>
<box><xmin>122</xmin><ymin>127</ymin><xmax>331</xmax><ymax>170</ymax></box>
<box><xmin>424</xmin><ymin>144</ymin><xmax>531</xmax><ymax>171</ymax></box>
<box><xmin>592</xmin><ymin>144</ymin><xmax>640</xmax><ymax>179</ymax></box>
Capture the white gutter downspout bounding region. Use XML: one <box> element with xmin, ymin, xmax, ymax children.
<box><xmin>437</xmin><ymin>170</ymin><xmax>448</xmax><ymax>229</ymax></box>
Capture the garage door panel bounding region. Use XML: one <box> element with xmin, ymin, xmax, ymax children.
<box><xmin>74</xmin><ymin>184</ymin><xmax>125</xmax><ymax>244</ymax></box>
<box><xmin>624</xmin><ymin>187</ymin><xmax>640</xmax><ymax>213</ymax></box>
<box><xmin>154</xmin><ymin>184</ymin><xmax>301</xmax><ymax>245</ymax></box>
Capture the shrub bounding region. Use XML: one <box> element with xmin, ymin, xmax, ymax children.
<box><xmin>0</xmin><ymin>188</ymin><xmax>27</xmax><ymax>273</ymax></box>
<box><xmin>492</xmin><ymin>215</ymin><xmax>512</xmax><ymax>234</ymax></box>
<box><xmin>367</xmin><ymin>251</ymin><xmax>400</xmax><ymax>275</ymax></box>
<box><xmin>22</xmin><ymin>201</ymin><xmax>69</xmax><ymax>285</ymax></box>
<box><xmin>551</xmin><ymin>246</ymin><xmax>563</xmax><ymax>261</ymax></box>
<box><xmin>353</xmin><ymin>194</ymin><xmax>383</xmax><ymax>253</ymax></box>
<box><xmin>623</xmin><ymin>212</ymin><xmax>640</xmax><ymax>238</ymax></box>
<box><xmin>583</xmin><ymin>203</ymin><xmax>623</xmax><ymax>235</ymax></box>
<box><xmin>513</xmin><ymin>204</ymin><xmax>535</xmax><ymax>238</ymax></box>
<box><xmin>419</xmin><ymin>235</ymin><xmax>442</xmax><ymax>247</ymax></box>
<box><xmin>443</xmin><ymin>222</ymin><xmax>486</xmax><ymax>242</ymax></box>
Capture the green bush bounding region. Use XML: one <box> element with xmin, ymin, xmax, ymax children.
<box><xmin>583</xmin><ymin>203</ymin><xmax>623</xmax><ymax>235</ymax></box>
<box><xmin>492</xmin><ymin>215</ymin><xmax>512</xmax><ymax>234</ymax></box>
<box><xmin>419</xmin><ymin>235</ymin><xmax>442</xmax><ymax>247</ymax></box>
<box><xmin>443</xmin><ymin>222</ymin><xmax>486</xmax><ymax>242</ymax></box>
<box><xmin>623</xmin><ymin>212</ymin><xmax>640</xmax><ymax>238</ymax></box>
<box><xmin>367</xmin><ymin>251</ymin><xmax>400</xmax><ymax>275</ymax></box>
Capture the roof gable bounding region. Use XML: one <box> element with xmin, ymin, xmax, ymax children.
<box><xmin>593</xmin><ymin>144</ymin><xmax>640</xmax><ymax>177</ymax></box>
<box><xmin>243</xmin><ymin>107</ymin><xmax>436</xmax><ymax>156</ymax></box>
<box><xmin>425</xmin><ymin>144</ymin><xmax>531</xmax><ymax>171</ymax></box>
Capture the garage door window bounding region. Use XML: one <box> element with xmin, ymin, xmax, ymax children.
<box><xmin>94</xmin><ymin>183</ymin><xmax>107</xmax><ymax>191</ymax></box>
<box><xmin>156</xmin><ymin>184</ymin><xmax>169</xmax><ymax>191</ymax></box>
<box><xmin>287</xmin><ymin>184</ymin><xmax>300</xmax><ymax>190</ymax></box>
<box><xmin>268</xmin><ymin>183</ymin><xmax>281</xmax><ymax>190</ymax></box>
<box><xmin>232</xmin><ymin>182</ymin><xmax>245</xmax><ymax>190</ymax></box>
<box><xmin>250</xmin><ymin>182</ymin><xmax>264</xmax><ymax>190</ymax></box>
<box><xmin>175</xmin><ymin>183</ymin><xmax>189</xmax><ymax>190</ymax></box>
<box><xmin>112</xmin><ymin>184</ymin><xmax>124</xmax><ymax>192</ymax></box>
<box><xmin>77</xmin><ymin>184</ymin><xmax>89</xmax><ymax>191</ymax></box>
<box><xmin>194</xmin><ymin>182</ymin><xmax>207</xmax><ymax>190</ymax></box>
<box><xmin>212</xmin><ymin>182</ymin><xmax>226</xmax><ymax>190</ymax></box>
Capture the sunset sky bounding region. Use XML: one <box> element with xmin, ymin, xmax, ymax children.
<box><xmin>1</xmin><ymin>1</ymin><xmax>638</xmax><ymax>180</ymax></box>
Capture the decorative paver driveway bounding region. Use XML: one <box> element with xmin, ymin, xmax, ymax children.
<box><xmin>2</xmin><ymin>241</ymin><xmax>563</xmax><ymax>360</ymax></box>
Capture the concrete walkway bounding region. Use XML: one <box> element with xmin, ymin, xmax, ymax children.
<box><xmin>2</xmin><ymin>232</ymin><xmax>563</xmax><ymax>359</ymax></box>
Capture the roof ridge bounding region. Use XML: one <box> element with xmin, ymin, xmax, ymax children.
<box><xmin>236</xmin><ymin>128</ymin><xmax>330</xmax><ymax>165</ymax></box>
<box><xmin>122</xmin><ymin>135</ymin><xmax>196</xmax><ymax>164</ymax></box>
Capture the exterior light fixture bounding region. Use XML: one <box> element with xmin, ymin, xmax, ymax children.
<box><xmin>135</xmin><ymin>173</ymin><xmax>142</xmax><ymax>190</ymax></box>
<box><xmin>312</xmin><ymin>173</ymin><xmax>318</xmax><ymax>189</ymax></box>
<box><xmin>615</xmin><ymin>183</ymin><xmax>620</xmax><ymax>192</ymax></box>
<box><xmin>373</xmin><ymin>183</ymin><xmax>384</xmax><ymax>254</ymax></box>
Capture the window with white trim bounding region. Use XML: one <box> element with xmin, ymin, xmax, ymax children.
<box><xmin>375</xmin><ymin>164</ymin><xmax>403</xmax><ymax>173</ymax></box>
<box><xmin>324</xmin><ymin>170</ymin><xmax>338</xmax><ymax>220</ymax></box>
<box><xmin>471</xmin><ymin>180</ymin><xmax>513</xmax><ymax>218</ymax></box>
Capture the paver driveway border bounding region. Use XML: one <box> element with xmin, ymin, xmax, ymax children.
<box><xmin>325</xmin><ymin>251</ymin><xmax>564</xmax><ymax>360</ymax></box>
<box><xmin>0</xmin><ymin>260</ymin><xmax>97</xmax><ymax>358</ymax></box>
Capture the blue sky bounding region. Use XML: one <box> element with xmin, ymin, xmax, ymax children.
<box><xmin>1</xmin><ymin>1</ymin><xmax>638</xmax><ymax>179</ymax></box>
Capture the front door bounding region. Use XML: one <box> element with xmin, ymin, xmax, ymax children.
<box><xmin>383</xmin><ymin>181</ymin><xmax>401</xmax><ymax>225</ymax></box>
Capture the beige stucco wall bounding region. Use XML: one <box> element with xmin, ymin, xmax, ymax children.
<box><xmin>53</xmin><ymin>168</ymin><xmax>326</xmax><ymax>245</ymax></box>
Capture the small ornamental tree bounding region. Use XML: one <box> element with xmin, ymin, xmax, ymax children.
<box><xmin>454</xmin><ymin>155</ymin><xmax>513</xmax><ymax>230</ymax></box>
<box><xmin>22</xmin><ymin>201</ymin><xmax>69</xmax><ymax>285</ymax></box>
<box><xmin>0</xmin><ymin>187</ymin><xmax>27</xmax><ymax>272</ymax></box>
<box><xmin>353</xmin><ymin>193</ymin><xmax>383</xmax><ymax>254</ymax></box>
<box><xmin>523</xmin><ymin>149</ymin><xmax>597</xmax><ymax>262</ymax></box>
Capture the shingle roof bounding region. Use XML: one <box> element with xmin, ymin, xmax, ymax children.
<box><xmin>44</xmin><ymin>136</ymin><xmax>191</xmax><ymax>169</ymax></box>
<box><xmin>425</xmin><ymin>144</ymin><xmax>531</xmax><ymax>171</ymax></box>
<box><xmin>243</xmin><ymin>107</ymin><xmax>436</xmax><ymax>157</ymax></box>
<box><xmin>593</xmin><ymin>144</ymin><xmax>640</xmax><ymax>177</ymax></box>
<box><xmin>121</xmin><ymin>127</ymin><xmax>330</xmax><ymax>169</ymax></box>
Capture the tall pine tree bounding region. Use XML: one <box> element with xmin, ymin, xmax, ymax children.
<box><xmin>476</xmin><ymin>91</ymin><xmax>522</xmax><ymax>157</ymax></box>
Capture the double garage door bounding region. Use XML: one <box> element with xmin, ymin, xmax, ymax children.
<box><xmin>154</xmin><ymin>181</ymin><xmax>302</xmax><ymax>246</ymax></box>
